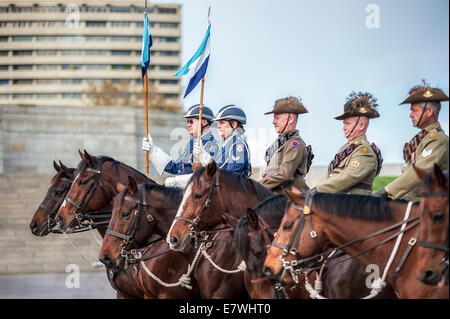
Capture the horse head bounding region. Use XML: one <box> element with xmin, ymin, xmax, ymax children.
<box><xmin>100</xmin><ymin>177</ymin><xmax>156</xmax><ymax>268</ymax></box>
<box><xmin>55</xmin><ymin>150</ymin><xmax>112</xmax><ymax>232</ymax></box>
<box><xmin>415</xmin><ymin>164</ymin><xmax>449</xmax><ymax>286</ymax></box>
<box><xmin>263</xmin><ymin>188</ymin><xmax>329</xmax><ymax>284</ymax></box>
<box><xmin>30</xmin><ymin>160</ymin><xmax>74</xmax><ymax>236</ymax></box>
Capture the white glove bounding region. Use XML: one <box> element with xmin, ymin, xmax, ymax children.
<box><xmin>193</xmin><ymin>140</ymin><xmax>213</xmax><ymax>166</ymax></box>
<box><xmin>164</xmin><ymin>174</ymin><xmax>193</xmax><ymax>188</ymax></box>
<box><xmin>142</xmin><ymin>135</ymin><xmax>153</xmax><ymax>152</ymax></box>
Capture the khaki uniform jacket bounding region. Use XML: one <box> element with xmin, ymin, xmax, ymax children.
<box><xmin>386</xmin><ymin>122</ymin><xmax>449</xmax><ymax>202</ymax></box>
<box><xmin>259</xmin><ymin>129</ymin><xmax>310</xmax><ymax>192</ymax></box>
<box><xmin>316</xmin><ymin>135</ymin><xmax>378</xmax><ymax>195</ymax></box>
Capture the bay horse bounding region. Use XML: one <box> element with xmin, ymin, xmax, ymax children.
<box><xmin>414</xmin><ymin>165</ymin><xmax>448</xmax><ymax>295</ymax></box>
<box><xmin>167</xmin><ymin>161</ymin><xmax>274</xmax><ymax>298</ymax></box>
<box><xmin>263</xmin><ymin>188</ymin><xmax>443</xmax><ymax>299</ymax></box>
<box><xmin>30</xmin><ymin>161</ymin><xmax>75</xmax><ymax>236</ymax></box>
<box><xmin>54</xmin><ymin>150</ymin><xmax>158</xmax><ymax>298</ymax></box>
<box><xmin>236</xmin><ymin>193</ymin><xmax>395</xmax><ymax>299</ymax></box>
<box><xmin>99</xmin><ymin>177</ymin><xmax>196</xmax><ymax>298</ymax></box>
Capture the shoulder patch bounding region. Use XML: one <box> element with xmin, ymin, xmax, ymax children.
<box><xmin>362</xmin><ymin>147</ymin><xmax>368</xmax><ymax>153</ymax></box>
<box><xmin>291</xmin><ymin>141</ymin><xmax>299</xmax><ymax>147</ymax></box>
<box><xmin>236</xmin><ymin>144</ymin><xmax>244</xmax><ymax>153</ymax></box>
<box><xmin>429</xmin><ymin>132</ymin><xmax>436</xmax><ymax>139</ymax></box>
<box><xmin>351</xmin><ymin>160</ymin><xmax>360</xmax><ymax>168</ymax></box>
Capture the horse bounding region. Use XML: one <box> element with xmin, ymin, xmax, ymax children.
<box><xmin>236</xmin><ymin>193</ymin><xmax>395</xmax><ymax>299</ymax></box>
<box><xmin>54</xmin><ymin>150</ymin><xmax>158</xmax><ymax>298</ymax></box>
<box><xmin>99</xmin><ymin>177</ymin><xmax>196</xmax><ymax>298</ymax></box>
<box><xmin>167</xmin><ymin>161</ymin><xmax>274</xmax><ymax>298</ymax></box>
<box><xmin>414</xmin><ymin>164</ymin><xmax>448</xmax><ymax>296</ymax></box>
<box><xmin>30</xmin><ymin>161</ymin><xmax>75</xmax><ymax>236</ymax></box>
<box><xmin>263</xmin><ymin>189</ymin><xmax>421</xmax><ymax>298</ymax></box>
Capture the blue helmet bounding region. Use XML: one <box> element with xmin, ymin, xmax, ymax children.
<box><xmin>212</xmin><ymin>105</ymin><xmax>247</xmax><ymax>125</ymax></box>
<box><xmin>182</xmin><ymin>104</ymin><xmax>215</xmax><ymax>122</ymax></box>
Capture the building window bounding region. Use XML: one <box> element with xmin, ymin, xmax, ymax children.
<box><xmin>85</xmin><ymin>36</ymin><xmax>106</xmax><ymax>42</ymax></box>
<box><xmin>159</xmin><ymin>22</ymin><xmax>178</xmax><ymax>28</ymax></box>
<box><xmin>13</xmin><ymin>65</ymin><xmax>33</xmax><ymax>70</ymax></box>
<box><xmin>0</xmin><ymin>94</ymin><xmax>9</xmax><ymax>99</ymax></box>
<box><xmin>86</xmin><ymin>64</ymin><xmax>108</xmax><ymax>70</ymax></box>
<box><xmin>86</xmin><ymin>21</ymin><xmax>106</xmax><ymax>27</ymax></box>
<box><xmin>111</xmin><ymin>36</ymin><xmax>130</xmax><ymax>42</ymax></box>
<box><xmin>13</xmin><ymin>93</ymin><xmax>33</xmax><ymax>99</ymax></box>
<box><xmin>0</xmin><ymin>65</ymin><xmax>8</xmax><ymax>70</ymax></box>
<box><xmin>158</xmin><ymin>8</ymin><xmax>177</xmax><ymax>14</ymax></box>
<box><xmin>159</xmin><ymin>65</ymin><xmax>179</xmax><ymax>71</ymax></box>
<box><xmin>36</xmin><ymin>36</ymin><xmax>58</xmax><ymax>41</ymax></box>
<box><xmin>82</xmin><ymin>6</ymin><xmax>107</xmax><ymax>13</ymax></box>
<box><xmin>110</xmin><ymin>6</ymin><xmax>131</xmax><ymax>13</ymax></box>
<box><xmin>37</xmin><ymin>50</ymin><xmax>57</xmax><ymax>56</ymax></box>
<box><xmin>159</xmin><ymin>37</ymin><xmax>178</xmax><ymax>43</ymax></box>
<box><xmin>13</xmin><ymin>79</ymin><xmax>33</xmax><ymax>85</ymax></box>
<box><xmin>85</xmin><ymin>79</ymin><xmax>103</xmax><ymax>84</ymax></box>
<box><xmin>111</xmin><ymin>21</ymin><xmax>131</xmax><ymax>27</ymax></box>
<box><xmin>35</xmin><ymin>79</ymin><xmax>58</xmax><ymax>84</ymax></box>
<box><xmin>61</xmin><ymin>35</ymin><xmax>82</xmax><ymax>42</ymax></box>
<box><xmin>0</xmin><ymin>36</ymin><xmax>8</xmax><ymax>42</ymax></box>
<box><xmin>12</xmin><ymin>36</ymin><xmax>33</xmax><ymax>42</ymax></box>
<box><xmin>61</xmin><ymin>64</ymin><xmax>82</xmax><ymax>70</ymax></box>
<box><xmin>37</xmin><ymin>93</ymin><xmax>58</xmax><ymax>99</ymax></box>
<box><xmin>111</xmin><ymin>50</ymin><xmax>131</xmax><ymax>56</ymax></box>
<box><xmin>62</xmin><ymin>93</ymin><xmax>82</xmax><ymax>99</ymax></box>
<box><xmin>61</xmin><ymin>50</ymin><xmax>82</xmax><ymax>55</ymax></box>
<box><xmin>12</xmin><ymin>50</ymin><xmax>32</xmax><ymax>56</ymax></box>
<box><xmin>86</xmin><ymin>50</ymin><xmax>107</xmax><ymax>56</ymax></box>
<box><xmin>159</xmin><ymin>51</ymin><xmax>178</xmax><ymax>56</ymax></box>
<box><xmin>111</xmin><ymin>64</ymin><xmax>132</xmax><ymax>70</ymax></box>
<box><xmin>11</xmin><ymin>7</ymin><xmax>33</xmax><ymax>13</ymax></box>
<box><xmin>61</xmin><ymin>79</ymin><xmax>82</xmax><ymax>84</ymax></box>
<box><xmin>0</xmin><ymin>51</ymin><xmax>8</xmax><ymax>56</ymax></box>
<box><xmin>164</xmin><ymin>94</ymin><xmax>178</xmax><ymax>99</ymax></box>
<box><xmin>160</xmin><ymin>79</ymin><xmax>179</xmax><ymax>85</ymax></box>
<box><xmin>37</xmin><ymin>64</ymin><xmax>58</xmax><ymax>70</ymax></box>
<box><xmin>1</xmin><ymin>80</ymin><xmax>9</xmax><ymax>85</ymax></box>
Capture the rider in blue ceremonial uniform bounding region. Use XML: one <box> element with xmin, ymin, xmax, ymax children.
<box><xmin>142</xmin><ymin>104</ymin><xmax>219</xmax><ymax>187</ymax></box>
<box><xmin>195</xmin><ymin>105</ymin><xmax>251</xmax><ymax>177</ymax></box>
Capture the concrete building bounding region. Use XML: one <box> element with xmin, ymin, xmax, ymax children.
<box><xmin>0</xmin><ymin>0</ymin><xmax>182</xmax><ymax>109</ymax></box>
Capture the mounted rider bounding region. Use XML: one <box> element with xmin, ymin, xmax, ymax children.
<box><xmin>313</xmin><ymin>92</ymin><xmax>383</xmax><ymax>195</ymax></box>
<box><xmin>141</xmin><ymin>104</ymin><xmax>219</xmax><ymax>188</ymax></box>
<box><xmin>376</xmin><ymin>81</ymin><xmax>449</xmax><ymax>202</ymax></box>
<box><xmin>194</xmin><ymin>104</ymin><xmax>251</xmax><ymax>177</ymax></box>
<box><xmin>259</xmin><ymin>96</ymin><xmax>313</xmax><ymax>193</ymax></box>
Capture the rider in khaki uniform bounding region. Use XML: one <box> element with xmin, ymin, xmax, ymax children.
<box><xmin>259</xmin><ymin>96</ymin><xmax>313</xmax><ymax>193</ymax></box>
<box><xmin>314</xmin><ymin>92</ymin><xmax>383</xmax><ymax>195</ymax></box>
<box><xmin>376</xmin><ymin>82</ymin><xmax>449</xmax><ymax>202</ymax></box>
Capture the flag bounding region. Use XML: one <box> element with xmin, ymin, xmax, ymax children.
<box><xmin>175</xmin><ymin>24</ymin><xmax>211</xmax><ymax>98</ymax></box>
<box><xmin>141</xmin><ymin>12</ymin><xmax>153</xmax><ymax>82</ymax></box>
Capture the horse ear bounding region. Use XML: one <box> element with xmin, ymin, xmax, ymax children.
<box><xmin>432</xmin><ymin>164</ymin><xmax>447</xmax><ymax>189</ymax></box>
<box><xmin>206</xmin><ymin>160</ymin><xmax>217</xmax><ymax>177</ymax></box>
<box><xmin>53</xmin><ymin>160</ymin><xmax>61</xmax><ymax>172</ymax></box>
<box><xmin>84</xmin><ymin>149</ymin><xmax>94</xmax><ymax>167</ymax></box>
<box><xmin>116</xmin><ymin>183</ymin><xmax>126</xmax><ymax>193</ymax></box>
<box><xmin>284</xmin><ymin>188</ymin><xmax>300</xmax><ymax>204</ymax></box>
<box><xmin>78</xmin><ymin>149</ymin><xmax>85</xmax><ymax>159</ymax></box>
<box><xmin>127</xmin><ymin>176</ymin><xmax>138</xmax><ymax>195</ymax></box>
<box><xmin>412</xmin><ymin>164</ymin><xmax>427</xmax><ymax>182</ymax></box>
<box><xmin>247</xmin><ymin>208</ymin><xmax>258</xmax><ymax>228</ymax></box>
<box><xmin>59</xmin><ymin>161</ymin><xmax>71</xmax><ymax>176</ymax></box>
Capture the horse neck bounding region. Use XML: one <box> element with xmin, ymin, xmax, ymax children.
<box><xmin>222</xmin><ymin>178</ymin><xmax>263</xmax><ymax>219</ymax></box>
<box><xmin>148</xmin><ymin>190</ymin><xmax>180</xmax><ymax>238</ymax></box>
<box><xmin>319</xmin><ymin>201</ymin><xmax>420</xmax><ymax>267</ymax></box>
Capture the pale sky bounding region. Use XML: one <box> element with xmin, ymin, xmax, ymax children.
<box><xmin>154</xmin><ymin>0</ymin><xmax>449</xmax><ymax>167</ymax></box>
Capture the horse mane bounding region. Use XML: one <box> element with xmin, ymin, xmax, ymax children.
<box><xmin>192</xmin><ymin>167</ymin><xmax>273</xmax><ymax>200</ymax></box>
<box><xmin>77</xmin><ymin>155</ymin><xmax>156</xmax><ymax>184</ymax></box>
<box><xmin>235</xmin><ymin>194</ymin><xmax>287</xmax><ymax>256</ymax></box>
<box><xmin>144</xmin><ymin>183</ymin><xmax>183</xmax><ymax>205</ymax></box>
<box><xmin>313</xmin><ymin>193</ymin><xmax>399</xmax><ymax>221</ymax></box>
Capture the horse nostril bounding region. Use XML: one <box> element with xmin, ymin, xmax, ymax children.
<box><xmin>263</xmin><ymin>266</ymin><xmax>273</xmax><ymax>277</ymax></box>
<box><xmin>30</xmin><ymin>221</ymin><xmax>38</xmax><ymax>233</ymax></box>
<box><xmin>170</xmin><ymin>236</ymin><xmax>179</xmax><ymax>247</ymax></box>
<box><xmin>101</xmin><ymin>254</ymin><xmax>112</xmax><ymax>265</ymax></box>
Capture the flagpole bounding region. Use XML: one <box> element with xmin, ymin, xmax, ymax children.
<box><xmin>144</xmin><ymin>0</ymin><xmax>149</xmax><ymax>176</ymax></box>
<box><xmin>197</xmin><ymin>77</ymin><xmax>205</xmax><ymax>145</ymax></box>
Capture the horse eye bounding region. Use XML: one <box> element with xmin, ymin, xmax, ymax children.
<box><xmin>433</xmin><ymin>212</ymin><xmax>445</xmax><ymax>223</ymax></box>
<box><xmin>194</xmin><ymin>193</ymin><xmax>203</xmax><ymax>199</ymax></box>
<box><xmin>79</xmin><ymin>180</ymin><xmax>87</xmax><ymax>185</ymax></box>
<box><xmin>55</xmin><ymin>191</ymin><xmax>63</xmax><ymax>195</ymax></box>
<box><xmin>283</xmin><ymin>221</ymin><xmax>293</xmax><ymax>230</ymax></box>
<box><xmin>121</xmin><ymin>211</ymin><xmax>131</xmax><ymax>218</ymax></box>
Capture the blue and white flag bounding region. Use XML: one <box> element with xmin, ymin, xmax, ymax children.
<box><xmin>175</xmin><ymin>24</ymin><xmax>211</xmax><ymax>98</ymax></box>
<box><xmin>141</xmin><ymin>12</ymin><xmax>153</xmax><ymax>82</ymax></box>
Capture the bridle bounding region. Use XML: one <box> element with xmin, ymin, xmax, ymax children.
<box><xmin>105</xmin><ymin>184</ymin><xmax>156</xmax><ymax>266</ymax></box>
<box><xmin>418</xmin><ymin>189</ymin><xmax>449</xmax><ymax>285</ymax></box>
<box><xmin>63</xmin><ymin>160</ymin><xmax>110</xmax><ymax>229</ymax></box>
<box><xmin>174</xmin><ymin>171</ymin><xmax>231</xmax><ymax>246</ymax></box>
<box><xmin>39</xmin><ymin>177</ymin><xmax>73</xmax><ymax>231</ymax></box>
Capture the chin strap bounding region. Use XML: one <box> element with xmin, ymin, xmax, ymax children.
<box><xmin>345</xmin><ymin>116</ymin><xmax>361</xmax><ymax>139</ymax></box>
